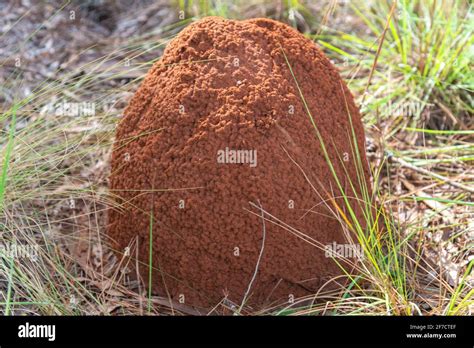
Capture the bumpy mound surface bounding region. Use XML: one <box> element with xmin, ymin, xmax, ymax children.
<box><xmin>108</xmin><ymin>17</ymin><xmax>371</xmax><ymax>310</ymax></box>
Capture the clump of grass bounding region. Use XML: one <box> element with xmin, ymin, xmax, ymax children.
<box><xmin>317</xmin><ymin>0</ymin><xmax>473</xmax><ymax>128</ymax></box>
<box><xmin>275</xmin><ymin>43</ymin><xmax>473</xmax><ymax>316</ymax></box>
<box><xmin>0</xmin><ymin>14</ymin><xmax>178</xmax><ymax>314</ymax></box>
<box><xmin>176</xmin><ymin>0</ymin><xmax>320</xmax><ymax>32</ymax></box>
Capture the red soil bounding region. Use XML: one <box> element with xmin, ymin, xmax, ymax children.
<box><xmin>108</xmin><ymin>17</ymin><xmax>371</xmax><ymax>311</ymax></box>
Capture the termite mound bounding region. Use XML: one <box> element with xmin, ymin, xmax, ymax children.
<box><xmin>108</xmin><ymin>17</ymin><xmax>371</xmax><ymax>311</ymax></box>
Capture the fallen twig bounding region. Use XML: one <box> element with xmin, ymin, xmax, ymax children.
<box><xmin>389</xmin><ymin>154</ymin><xmax>474</xmax><ymax>194</ymax></box>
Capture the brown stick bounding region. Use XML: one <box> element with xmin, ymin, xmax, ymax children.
<box><xmin>390</xmin><ymin>155</ymin><xmax>474</xmax><ymax>194</ymax></box>
<box><xmin>361</xmin><ymin>0</ymin><xmax>398</xmax><ymax>106</ymax></box>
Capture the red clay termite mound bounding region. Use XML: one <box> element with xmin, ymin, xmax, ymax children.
<box><xmin>108</xmin><ymin>17</ymin><xmax>371</xmax><ymax>311</ymax></box>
